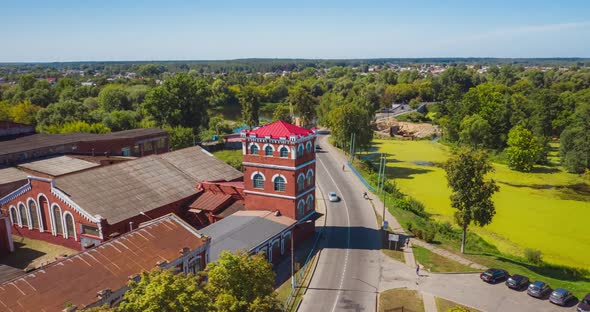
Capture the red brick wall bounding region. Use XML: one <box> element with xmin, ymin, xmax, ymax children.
<box><xmin>0</xmin><ymin>217</ymin><xmax>12</xmax><ymax>255</ymax></box>
<box><xmin>244</xmin><ymin>193</ymin><xmax>297</xmax><ymax>219</ymax></box>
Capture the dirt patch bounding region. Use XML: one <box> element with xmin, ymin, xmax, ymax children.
<box><xmin>375</xmin><ymin>116</ymin><xmax>440</xmax><ymax>138</ymax></box>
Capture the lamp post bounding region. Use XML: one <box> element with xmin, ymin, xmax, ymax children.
<box><xmin>291</xmin><ymin>228</ymin><xmax>295</xmax><ymax>290</ymax></box>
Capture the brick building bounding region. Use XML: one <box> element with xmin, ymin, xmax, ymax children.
<box><xmin>0</xmin><ymin>213</ymin><xmax>210</xmax><ymax>311</ymax></box>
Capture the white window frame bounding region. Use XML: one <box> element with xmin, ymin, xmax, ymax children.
<box><xmin>18</xmin><ymin>202</ymin><xmax>30</xmax><ymax>229</ymax></box>
<box><xmin>63</xmin><ymin>211</ymin><xmax>78</xmax><ymax>241</ymax></box>
<box><xmin>279</xmin><ymin>145</ymin><xmax>289</xmax><ymax>158</ymax></box>
<box><xmin>50</xmin><ymin>203</ymin><xmax>64</xmax><ymax>236</ymax></box>
<box><xmin>272</xmin><ymin>174</ymin><xmax>287</xmax><ymax>192</ymax></box>
<box><xmin>251</xmin><ymin>171</ymin><xmax>266</xmax><ymax>189</ymax></box>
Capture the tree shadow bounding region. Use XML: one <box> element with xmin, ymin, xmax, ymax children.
<box><xmin>530</xmin><ymin>166</ymin><xmax>560</xmax><ymax>174</ymax></box>
<box><xmin>387</xmin><ymin>166</ymin><xmax>433</xmax><ymax>179</ymax></box>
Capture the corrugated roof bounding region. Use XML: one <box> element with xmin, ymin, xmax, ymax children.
<box><xmin>188</xmin><ymin>192</ymin><xmax>232</xmax><ymax>212</ymax></box>
<box><xmin>55</xmin><ymin>146</ymin><xmax>243</xmax><ymax>224</ymax></box>
<box><xmin>245</xmin><ymin>121</ymin><xmax>314</xmax><ymax>139</ymax></box>
<box><xmin>215</xmin><ymin>202</ymin><xmax>244</xmax><ymax>218</ymax></box>
<box><xmin>200</xmin><ymin>210</ymin><xmax>295</xmax><ymax>261</ymax></box>
<box><xmin>18</xmin><ymin>156</ymin><xmax>100</xmax><ymax>177</ymax></box>
<box><xmin>0</xmin><ymin>167</ymin><xmax>28</xmax><ymax>185</ymax></box>
<box><xmin>0</xmin><ymin>214</ymin><xmax>208</xmax><ymax>312</ymax></box>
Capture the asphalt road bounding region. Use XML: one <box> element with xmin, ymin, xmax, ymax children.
<box><xmin>298</xmin><ymin>133</ymin><xmax>381</xmax><ymax>312</ymax></box>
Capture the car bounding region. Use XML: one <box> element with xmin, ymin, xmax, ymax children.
<box><xmin>505</xmin><ymin>274</ymin><xmax>529</xmax><ymax>290</ymax></box>
<box><xmin>480</xmin><ymin>268</ymin><xmax>509</xmax><ymax>283</ymax></box>
<box><xmin>578</xmin><ymin>293</ymin><xmax>590</xmax><ymax>312</ymax></box>
<box><xmin>328</xmin><ymin>192</ymin><xmax>339</xmax><ymax>202</ymax></box>
<box><xmin>550</xmin><ymin>288</ymin><xmax>574</xmax><ymax>306</ymax></box>
<box><xmin>315</xmin><ymin>144</ymin><xmax>321</xmax><ymax>150</ymax></box>
<box><xmin>527</xmin><ymin>281</ymin><xmax>551</xmax><ymax>299</ymax></box>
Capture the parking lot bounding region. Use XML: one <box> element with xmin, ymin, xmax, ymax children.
<box><xmin>379</xmin><ymin>254</ymin><xmax>580</xmax><ymax>312</ymax></box>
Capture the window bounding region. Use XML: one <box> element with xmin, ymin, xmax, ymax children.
<box><xmin>297</xmin><ymin>200</ymin><xmax>305</xmax><ymax>217</ymax></box>
<box><xmin>265</xmin><ymin>145</ymin><xmax>273</xmax><ymax>156</ymax></box>
<box><xmin>28</xmin><ymin>200</ymin><xmax>39</xmax><ymax>229</ymax></box>
<box><xmin>157</xmin><ymin>138</ymin><xmax>166</xmax><ymax>149</ymax></box>
<box><xmin>121</xmin><ymin>147</ymin><xmax>131</xmax><ymax>156</ymax></box>
<box><xmin>306</xmin><ymin>170</ymin><xmax>313</xmax><ymax>185</ymax></box>
<box><xmin>18</xmin><ymin>203</ymin><xmax>28</xmax><ymax>227</ymax></box>
<box><xmin>274</xmin><ymin>176</ymin><xmax>286</xmax><ymax>192</ymax></box>
<box><xmin>250</xmin><ymin>144</ymin><xmax>259</xmax><ymax>155</ymax></box>
<box><xmin>81</xmin><ymin>224</ymin><xmax>100</xmax><ymax>237</ymax></box>
<box><xmin>253</xmin><ymin>173</ymin><xmax>265</xmax><ymax>189</ymax></box>
<box><xmin>297</xmin><ymin>145</ymin><xmax>304</xmax><ymax>158</ymax></box>
<box><xmin>297</xmin><ymin>174</ymin><xmax>305</xmax><ymax>192</ymax></box>
<box><xmin>9</xmin><ymin>207</ymin><xmax>18</xmax><ymax>225</ymax></box>
<box><xmin>306</xmin><ymin>141</ymin><xmax>312</xmax><ymax>153</ymax></box>
<box><xmin>134</xmin><ymin>145</ymin><xmax>140</xmax><ymax>155</ymax></box>
<box><xmin>143</xmin><ymin>142</ymin><xmax>153</xmax><ymax>152</ymax></box>
<box><xmin>279</xmin><ymin>147</ymin><xmax>289</xmax><ymax>158</ymax></box>
<box><xmin>64</xmin><ymin>213</ymin><xmax>75</xmax><ymax>239</ymax></box>
<box><xmin>52</xmin><ymin>206</ymin><xmax>63</xmax><ymax>235</ymax></box>
<box><xmin>307</xmin><ymin>195</ymin><xmax>314</xmax><ymax>211</ymax></box>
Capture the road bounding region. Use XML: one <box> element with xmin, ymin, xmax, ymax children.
<box><xmin>298</xmin><ymin>132</ymin><xmax>381</xmax><ymax>312</ymax></box>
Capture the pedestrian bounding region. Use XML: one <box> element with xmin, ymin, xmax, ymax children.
<box><xmin>342</xmin><ymin>164</ymin><xmax>345</xmax><ymax>171</ymax></box>
<box><xmin>406</xmin><ymin>237</ymin><xmax>410</xmax><ymax>247</ymax></box>
<box><xmin>416</xmin><ymin>264</ymin><xmax>420</xmax><ymax>276</ymax></box>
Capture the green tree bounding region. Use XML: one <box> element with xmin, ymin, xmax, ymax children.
<box><xmin>10</xmin><ymin>101</ymin><xmax>41</xmax><ymax>125</ymax></box>
<box><xmin>560</xmin><ymin>125</ymin><xmax>590</xmax><ymax>173</ymax></box>
<box><xmin>36</xmin><ymin>100</ymin><xmax>90</xmax><ymax>131</ymax></box>
<box><xmin>98</xmin><ymin>85</ymin><xmax>131</xmax><ymax>111</ymax></box>
<box><xmin>103</xmin><ymin>110</ymin><xmax>139</xmax><ymax>131</ymax></box>
<box><xmin>328</xmin><ymin>103</ymin><xmax>373</xmax><ymax>152</ymax></box>
<box><xmin>239</xmin><ymin>85</ymin><xmax>262</xmax><ymax>129</ymax></box>
<box><xmin>143</xmin><ymin>74</ymin><xmax>211</xmax><ymax>131</ymax></box>
<box><xmin>459</xmin><ymin>114</ymin><xmax>492</xmax><ymax>148</ymax></box>
<box><xmin>272</xmin><ymin>105</ymin><xmax>292</xmax><ymax>123</ymax></box>
<box><xmin>444</xmin><ymin>148</ymin><xmax>499</xmax><ymax>253</ymax></box>
<box><xmin>288</xmin><ymin>85</ymin><xmax>316</xmax><ymax>125</ymax></box>
<box><xmin>137</xmin><ymin>64</ymin><xmax>165</xmax><ymax>78</ymax></box>
<box><xmin>119</xmin><ymin>268</ymin><xmax>209</xmax><ymax>312</ymax></box>
<box><xmin>163</xmin><ymin>125</ymin><xmax>195</xmax><ymax>150</ymax></box>
<box><xmin>205</xmin><ymin>250</ymin><xmax>281</xmax><ymax>312</ymax></box>
<box><xmin>505</xmin><ymin>125</ymin><xmax>543</xmax><ymax>172</ymax></box>
<box><xmin>44</xmin><ymin>121</ymin><xmax>110</xmax><ymax>134</ymax></box>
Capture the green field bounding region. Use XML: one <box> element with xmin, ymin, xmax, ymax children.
<box><xmin>372</xmin><ymin>138</ymin><xmax>590</xmax><ymax>269</ymax></box>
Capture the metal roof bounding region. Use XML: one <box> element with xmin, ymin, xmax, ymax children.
<box><xmin>245</xmin><ymin>121</ymin><xmax>314</xmax><ymax>139</ymax></box>
<box><xmin>188</xmin><ymin>192</ymin><xmax>232</xmax><ymax>212</ymax></box>
<box><xmin>18</xmin><ymin>156</ymin><xmax>100</xmax><ymax>177</ymax></box>
<box><xmin>0</xmin><ymin>167</ymin><xmax>28</xmax><ymax>185</ymax></box>
<box><xmin>200</xmin><ymin>210</ymin><xmax>295</xmax><ymax>261</ymax></box>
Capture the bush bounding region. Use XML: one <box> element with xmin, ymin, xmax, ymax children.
<box><xmin>524</xmin><ymin>248</ymin><xmax>543</xmax><ymax>265</ymax></box>
<box><xmin>406</xmin><ymin>222</ymin><xmax>413</xmax><ymax>233</ymax></box>
<box><xmin>423</xmin><ymin>223</ymin><xmax>436</xmax><ymax>243</ymax></box>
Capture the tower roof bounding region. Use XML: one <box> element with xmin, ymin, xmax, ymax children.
<box><xmin>245</xmin><ymin>121</ymin><xmax>314</xmax><ymax>139</ymax></box>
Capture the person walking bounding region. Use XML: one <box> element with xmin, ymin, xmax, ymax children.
<box><xmin>416</xmin><ymin>264</ymin><xmax>420</xmax><ymax>276</ymax></box>
<box><xmin>342</xmin><ymin>164</ymin><xmax>345</xmax><ymax>171</ymax></box>
<box><xmin>406</xmin><ymin>237</ymin><xmax>410</xmax><ymax>248</ymax></box>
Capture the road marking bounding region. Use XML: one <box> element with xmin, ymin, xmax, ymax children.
<box><xmin>317</xmin><ymin>154</ymin><xmax>352</xmax><ymax>312</ymax></box>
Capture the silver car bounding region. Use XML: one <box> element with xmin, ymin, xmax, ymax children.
<box><xmin>328</xmin><ymin>192</ymin><xmax>339</xmax><ymax>202</ymax></box>
<box><xmin>549</xmin><ymin>288</ymin><xmax>574</xmax><ymax>306</ymax></box>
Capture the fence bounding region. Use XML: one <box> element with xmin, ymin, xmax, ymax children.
<box><xmin>346</xmin><ymin>160</ymin><xmax>375</xmax><ymax>192</ymax></box>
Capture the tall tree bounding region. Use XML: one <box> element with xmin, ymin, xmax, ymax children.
<box><xmin>505</xmin><ymin>125</ymin><xmax>542</xmax><ymax>172</ymax></box>
<box><xmin>444</xmin><ymin>148</ymin><xmax>499</xmax><ymax>253</ymax></box>
<box><xmin>272</xmin><ymin>105</ymin><xmax>292</xmax><ymax>124</ymax></box>
<box><xmin>288</xmin><ymin>85</ymin><xmax>316</xmax><ymax>125</ymax></box>
<box><xmin>143</xmin><ymin>73</ymin><xmax>212</xmax><ymax>131</ymax></box>
<box><xmin>458</xmin><ymin>114</ymin><xmax>492</xmax><ymax>148</ymax></box>
<box><xmin>98</xmin><ymin>85</ymin><xmax>131</xmax><ymax>111</ymax></box>
<box><xmin>10</xmin><ymin>101</ymin><xmax>41</xmax><ymax>125</ymax></box>
<box><xmin>239</xmin><ymin>85</ymin><xmax>261</xmax><ymax>129</ymax></box>
<box><xmin>328</xmin><ymin>103</ymin><xmax>373</xmax><ymax>152</ymax></box>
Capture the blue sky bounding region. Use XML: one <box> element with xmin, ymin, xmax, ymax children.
<box><xmin>1</xmin><ymin>0</ymin><xmax>589</xmax><ymax>62</ymax></box>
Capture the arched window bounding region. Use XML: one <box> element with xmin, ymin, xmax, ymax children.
<box><xmin>250</xmin><ymin>144</ymin><xmax>259</xmax><ymax>155</ymax></box>
<box><xmin>273</xmin><ymin>175</ymin><xmax>286</xmax><ymax>192</ymax></box>
<box><xmin>253</xmin><ymin>173</ymin><xmax>265</xmax><ymax>189</ymax></box>
<box><xmin>297</xmin><ymin>145</ymin><xmax>304</xmax><ymax>158</ymax></box>
<box><xmin>279</xmin><ymin>147</ymin><xmax>289</xmax><ymax>158</ymax></box>
<box><xmin>264</xmin><ymin>145</ymin><xmax>273</xmax><ymax>156</ymax></box>
<box><xmin>306</xmin><ymin>170</ymin><xmax>313</xmax><ymax>185</ymax></box>
<box><xmin>297</xmin><ymin>174</ymin><xmax>305</xmax><ymax>192</ymax></box>
<box><xmin>28</xmin><ymin>199</ymin><xmax>39</xmax><ymax>229</ymax></box>
<box><xmin>297</xmin><ymin>200</ymin><xmax>305</xmax><ymax>218</ymax></box>
<box><xmin>64</xmin><ymin>213</ymin><xmax>76</xmax><ymax>240</ymax></box>
<box><xmin>9</xmin><ymin>207</ymin><xmax>18</xmax><ymax>225</ymax></box>
<box><xmin>307</xmin><ymin>195</ymin><xmax>314</xmax><ymax>211</ymax></box>
<box><xmin>52</xmin><ymin>205</ymin><xmax>63</xmax><ymax>235</ymax></box>
<box><xmin>306</xmin><ymin>141</ymin><xmax>312</xmax><ymax>153</ymax></box>
<box><xmin>18</xmin><ymin>203</ymin><xmax>28</xmax><ymax>227</ymax></box>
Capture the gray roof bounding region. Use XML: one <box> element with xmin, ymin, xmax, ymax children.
<box><xmin>0</xmin><ymin>167</ymin><xmax>28</xmax><ymax>185</ymax></box>
<box><xmin>55</xmin><ymin>146</ymin><xmax>243</xmax><ymax>224</ymax></box>
<box><xmin>200</xmin><ymin>210</ymin><xmax>295</xmax><ymax>261</ymax></box>
<box><xmin>18</xmin><ymin>156</ymin><xmax>100</xmax><ymax>177</ymax></box>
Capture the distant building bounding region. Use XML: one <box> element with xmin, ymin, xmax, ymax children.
<box><xmin>0</xmin><ymin>121</ymin><xmax>35</xmax><ymax>141</ymax></box>
<box><xmin>0</xmin><ymin>213</ymin><xmax>210</xmax><ymax>311</ymax></box>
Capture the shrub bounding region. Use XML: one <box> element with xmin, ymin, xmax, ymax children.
<box><xmin>524</xmin><ymin>248</ymin><xmax>543</xmax><ymax>265</ymax></box>
<box><xmin>423</xmin><ymin>224</ymin><xmax>436</xmax><ymax>243</ymax></box>
<box><xmin>406</xmin><ymin>222</ymin><xmax>414</xmax><ymax>233</ymax></box>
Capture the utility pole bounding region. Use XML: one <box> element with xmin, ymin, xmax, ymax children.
<box><xmin>291</xmin><ymin>229</ymin><xmax>295</xmax><ymax>290</ymax></box>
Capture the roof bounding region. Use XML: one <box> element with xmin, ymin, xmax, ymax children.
<box><xmin>0</xmin><ymin>214</ymin><xmax>209</xmax><ymax>312</ymax></box>
<box><xmin>216</xmin><ymin>202</ymin><xmax>244</xmax><ymax>218</ymax></box>
<box><xmin>55</xmin><ymin>146</ymin><xmax>243</xmax><ymax>224</ymax></box>
<box><xmin>200</xmin><ymin>210</ymin><xmax>295</xmax><ymax>261</ymax></box>
<box><xmin>0</xmin><ymin>167</ymin><xmax>28</xmax><ymax>185</ymax></box>
<box><xmin>245</xmin><ymin>121</ymin><xmax>314</xmax><ymax>139</ymax></box>
<box><xmin>189</xmin><ymin>192</ymin><xmax>232</xmax><ymax>212</ymax></box>
<box><xmin>0</xmin><ymin>128</ymin><xmax>166</xmax><ymax>156</ymax></box>
<box><xmin>18</xmin><ymin>156</ymin><xmax>100</xmax><ymax>177</ymax></box>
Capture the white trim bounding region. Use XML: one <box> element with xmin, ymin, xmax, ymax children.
<box><xmin>0</xmin><ymin>183</ymin><xmax>32</xmax><ymax>205</ymax></box>
<box><xmin>8</xmin><ymin>206</ymin><xmax>18</xmax><ymax>225</ymax></box>
<box><xmin>244</xmin><ymin>133</ymin><xmax>316</xmax><ymax>145</ymax></box>
<box><xmin>244</xmin><ymin>186</ymin><xmax>316</xmax><ymax>200</ymax></box>
<box><xmin>243</xmin><ymin>159</ymin><xmax>316</xmax><ymax>171</ymax></box>
<box><xmin>51</xmin><ymin>185</ymin><xmax>99</xmax><ymax>223</ymax></box>
<box><xmin>278</xmin><ymin>145</ymin><xmax>289</xmax><ymax>158</ymax></box>
<box><xmin>250</xmin><ymin>171</ymin><xmax>266</xmax><ymax>181</ymax></box>
<box><xmin>248</xmin><ymin>142</ymin><xmax>260</xmax><ymax>155</ymax></box>
<box><xmin>281</xmin><ymin>231</ymin><xmax>291</xmax><ymax>255</ymax></box>
<box><xmin>271</xmin><ymin>174</ymin><xmax>287</xmax><ymax>184</ymax></box>
<box><xmin>62</xmin><ymin>211</ymin><xmax>78</xmax><ymax>241</ymax></box>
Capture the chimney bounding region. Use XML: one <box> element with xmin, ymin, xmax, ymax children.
<box><xmin>179</xmin><ymin>247</ymin><xmax>190</xmax><ymax>256</ymax></box>
<box><xmin>129</xmin><ymin>221</ymin><xmax>134</xmax><ymax>231</ymax></box>
<box><xmin>97</xmin><ymin>288</ymin><xmax>112</xmax><ymax>299</ymax></box>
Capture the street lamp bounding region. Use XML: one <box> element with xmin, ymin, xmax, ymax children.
<box><xmin>140</xmin><ymin>211</ymin><xmax>153</xmax><ymax>220</ymax></box>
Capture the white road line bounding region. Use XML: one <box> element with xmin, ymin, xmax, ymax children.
<box><xmin>318</xmin><ymin>156</ymin><xmax>352</xmax><ymax>312</ymax></box>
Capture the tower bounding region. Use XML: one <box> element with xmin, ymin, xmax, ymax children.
<box><xmin>241</xmin><ymin>121</ymin><xmax>316</xmax><ymax>221</ymax></box>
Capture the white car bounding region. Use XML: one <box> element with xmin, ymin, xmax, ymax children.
<box><xmin>328</xmin><ymin>192</ymin><xmax>339</xmax><ymax>202</ymax></box>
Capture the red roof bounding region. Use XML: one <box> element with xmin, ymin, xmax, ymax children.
<box><xmin>189</xmin><ymin>192</ymin><xmax>232</xmax><ymax>212</ymax></box>
<box><xmin>246</xmin><ymin>121</ymin><xmax>314</xmax><ymax>139</ymax></box>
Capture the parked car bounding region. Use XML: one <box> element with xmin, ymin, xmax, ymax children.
<box><xmin>328</xmin><ymin>192</ymin><xmax>339</xmax><ymax>202</ymax></box>
<box><xmin>505</xmin><ymin>274</ymin><xmax>529</xmax><ymax>290</ymax></box>
<box><xmin>549</xmin><ymin>288</ymin><xmax>574</xmax><ymax>306</ymax></box>
<box><xmin>480</xmin><ymin>268</ymin><xmax>509</xmax><ymax>283</ymax></box>
<box><xmin>578</xmin><ymin>293</ymin><xmax>590</xmax><ymax>312</ymax></box>
<box><xmin>527</xmin><ymin>281</ymin><xmax>551</xmax><ymax>298</ymax></box>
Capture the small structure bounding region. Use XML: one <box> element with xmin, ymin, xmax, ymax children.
<box><xmin>0</xmin><ymin>213</ymin><xmax>210</xmax><ymax>311</ymax></box>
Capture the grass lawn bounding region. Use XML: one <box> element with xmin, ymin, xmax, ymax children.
<box><xmin>382</xmin><ymin>249</ymin><xmax>406</xmax><ymax>263</ymax></box>
<box><xmin>372</xmin><ymin>138</ymin><xmax>590</xmax><ymax>269</ymax></box>
<box><xmin>435</xmin><ymin>297</ymin><xmax>480</xmax><ymax>312</ymax></box>
<box><xmin>412</xmin><ymin>246</ymin><xmax>474</xmax><ymax>273</ymax></box>
<box><xmin>1</xmin><ymin>236</ymin><xmax>77</xmax><ymax>270</ymax></box>
<box><xmin>276</xmin><ymin>252</ymin><xmax>319</xmax><ymax>311</ymax></box>
<box><xmin>379</xmin><ymin>288</ymin><xmax>425</xmax><ymax>312</ymax></box>
<box><xmin>212</xmin><ymin>149</ymin><xmax>243</xmax><ymax>170</ymax></box>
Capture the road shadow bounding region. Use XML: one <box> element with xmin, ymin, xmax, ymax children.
<box><xmin>320</xmin><ymin>226</ymin><xmax>382</xmax><ymax>250</ymax></box>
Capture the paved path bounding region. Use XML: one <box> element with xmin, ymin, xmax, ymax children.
<box><xmin>421</xmin><ymin>292</ymin><xmax>437</xmax><ymax>312</ymax></box>
<box><xmin>411</xmin><ymin>239</ymin><xmax>487</xmax><ymax>271</ymax></box>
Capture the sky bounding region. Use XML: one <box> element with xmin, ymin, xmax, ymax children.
<box><xmin>1</xmin><ymin>0</ymin><xmax>590</xmax><ymax>62</ymax></box>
